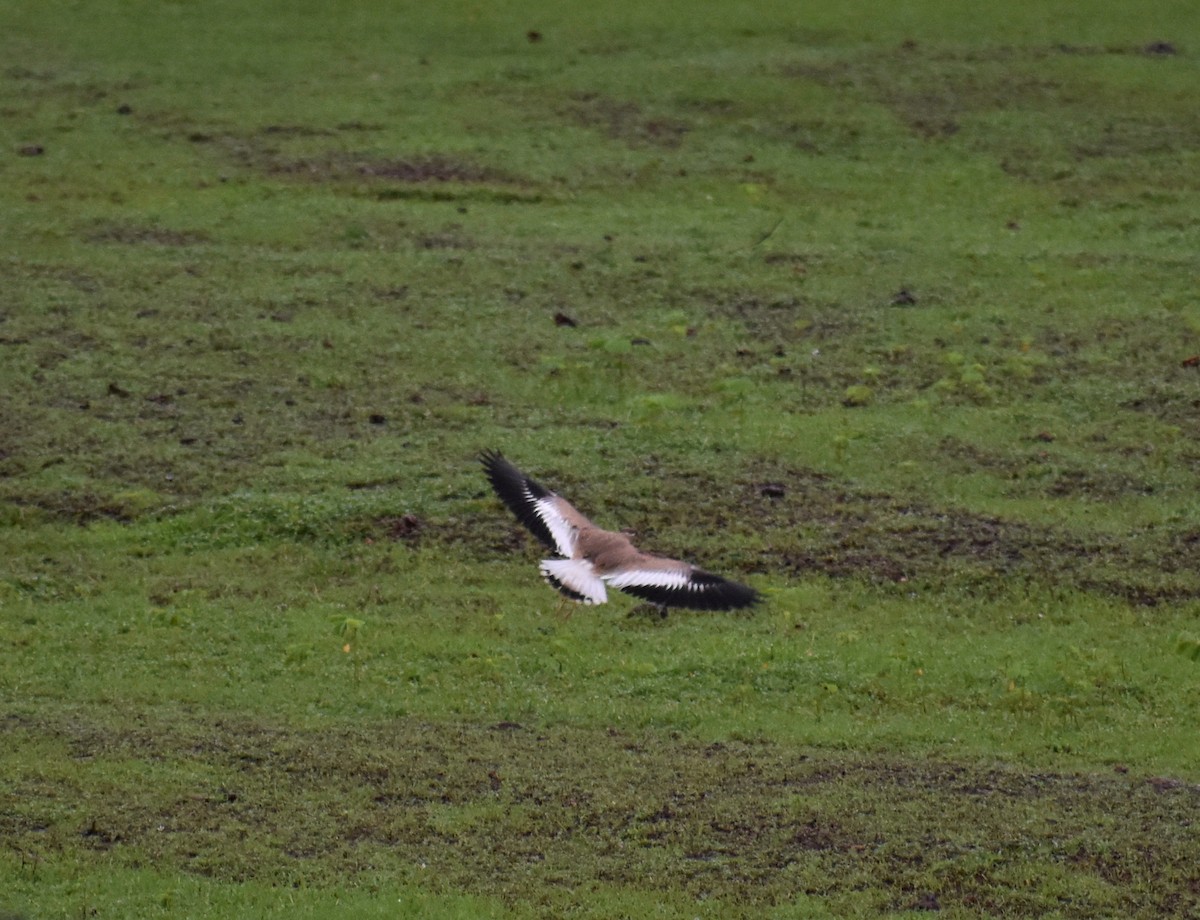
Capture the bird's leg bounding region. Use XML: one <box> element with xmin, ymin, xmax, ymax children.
<box><xmin>554</xmin><ymin>595</ymin><xmax>574</xmax><ymax>620</ymax></box>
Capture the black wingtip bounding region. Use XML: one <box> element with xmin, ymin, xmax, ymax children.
<box><xmin>695</xmin><ymin>570</ymin><xmax>762</xmax><ymax>611</ymax></box>
<box><xmin>618</xmin><ymin>571</ymin><xmax>762</xmax><ymax>612</ymax></box>
<box><xmin>479</xmin><ymin>448</ymin><xmax>514</xmax><ymax>487</ymax></box>
<box><xmin>478</xmin><ymin>448</ymin><xmax>508</xmax><ymax>478</ymax></box>
<box><xmin>479</xmin><ymin>449</ymin><xmax>558</xmax><ymax>552</ymax></box>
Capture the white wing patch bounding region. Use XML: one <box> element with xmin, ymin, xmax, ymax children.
<box><xmin>605</xmin><ymin>566</ymin><xmax>694</xmax><ymax>591</ymax></box>
<box><xmin>540</xmin><ymin>559</ymin><xmax>607</xmax><ymax>605</ymax></box>
<box><xmin>532</xmin><ymin>495</ymin><xmax>577</xmax><ymax>557</ymax></box>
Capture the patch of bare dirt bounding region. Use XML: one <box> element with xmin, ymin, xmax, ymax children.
<box><xmin>375</xmin><ymin>512</ymin><xmax>423</xmax><ymax>542</ymax></box>
<box><xmin>266</xmin><ymin>152</ymin><xmax>515</xmax><ymax>185</ymax></box>
<box><xmin>783</xmin><ymin>44</ymin><xmax>1200</xmax><ymax>158</ymax></box>
<box><xmin>371</xmin><ymin>510</ymin><xmax>530</xmax><ymax>557</ymax></box>
<box><xmin>598</xmin><ymin>458</ymin><xmax>1200</xmax><ymax>605</ymax></box>
<box><xmin>936</xmin><ymin>436</ymin><xmax>1159</xmax><ymax>499</ymax></box>
<box><xmin>85</xmin><ymin>223</ymin><xmax>211</xmax><ymax>247</ymax></box>
<box><xmin>181</xmin><ymin>126</ymin><xmax>530</xmax><ymax>190</ymax></box>
<box><xmin>563</xmin><ymin>92</ymin><xmax>691</xmax><ymax>149</ymax></box>
<box><xmin>1121</xmin><ymin>384</ymin><xmax>1200</xmax><ymax>432</ymax></box>
<box><xmin>9</xmin><ymin>489</ymin><xmax>141</xmax><ymax>524</ymax></box>
<box><xmin>711</xmin><ymin>293</ymin><xmax>862</xmax><ymax>346</ymax></box>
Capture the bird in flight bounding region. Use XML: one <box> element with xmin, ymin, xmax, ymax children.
<box><xmin>480</xmin><ymin>449</ymin><xmax>760</xmax><ymax>613</ymax></box>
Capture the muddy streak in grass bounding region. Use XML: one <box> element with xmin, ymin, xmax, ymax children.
<box><xmin>264</xmin><ymin>152</ymin><xmax>517</xmax><ymax>185</ymax></box>
<box><xmin>3</xmin><ymin>711</ymin><xmax>1197</xmax><ymax>914</ymax></box>
<box><xmin>717</xmin><ymin>463</ymin><xmax>1200</xmax><ymax>605</ymax></box>
<box><xmin>563</xmin><ymin>91</ymin><xmax>691</xmax><ymax>149</ymax></box>
<box><xmin>179</xmin><ymin>123</ymin><xmax>533</xmax><ymax>190</ymax></box>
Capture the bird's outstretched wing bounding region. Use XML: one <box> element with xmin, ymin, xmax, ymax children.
<box><xmin>606</xmin><ymin>556</ymin><xmax>760</xmax><ymax>611</ymax></box>
<box><xmin>480</xmin><ymin>449</ymin><xmax>583</xmax><ymax>557</ymax></box>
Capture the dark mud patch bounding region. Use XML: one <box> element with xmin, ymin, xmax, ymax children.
<box><xmin>249</xmin><ymin>148</ymin><xmax>543</xmax><ymax>202</ymax></box>
<box><xmin>84</xmin><ymin>222</ymin><xmax>211</xmax><ymax>247</ymax></box>
<box><xmin>259</xmin><ymin>123</ymin><xmax>335</xmax><ymax>138</ymax></box>
<box><xmin>822</xmin><ymin>53</ymin><xmax>1060</xmax><ymax>139</ymax></box>
<box><xmin>7</xmin><ymin>489</ymin><xmax>142</xmax><ymax>525</ymax></box>
<box><xmin>189</xmin><ymin>128</ymin><xmax>534</xmax><ymax>193</ymax></box>
<box><xmin>1121</xmin><ymin>384</ymin><xmax>1200</xmax><ymax>433</ymax></box>
<box><xmin>1042</xmin><ymin>468</ymin><xmax>1157</xmax><ymax>499</ymax></box>
<box><xmin>413</xmin><ymin>226</ymin><xmax>475</xmax><ymax>250</ymax></box>
<box><xmin>711</xmin><ymin>293</ymin><xmax>862</xmax><ymax>346</ymax></box>
<box><xmin>1143</xmin><ymin>40</ymin><xmax>1178</xmax><ymax>56</ymax></box>
<box><xmin>266</xmin><ymin>152</ymin><xmax>517</xmax><ymax>185</ymax></box>
<box><xmin>564</xmin><ymin>92</ymin><xmax>691</xmax><ymax>149</ymax></box>
<box><xmin>598</xmin><ymin>458</ymin><xmax>1200</xmax><ymax>605</ymax></box>
<box><xmin>373</xmin><ymin>512</ymin><xmax>424</xmax><ymax>543</ymax></box>
<box><xmin>367</xmin><ymin>509</ymin><xmax>534</xmax><ymax>558</ymax></box>
<box><xmin>719</xmin><ymin>294</ymin><xmax>818</xmax><ymax>339</ymax></box>
<box><xmin>5</xmin><ymin>711</ymin><xmax>1197</xmax><ymax>915</ymax></box>
<box><xmin>784</xmin><ymin>44</ymin><xmax>1200</xmax><ymax>161</ymax></box>
<box><xmin>937</xmin><ymin>436</ymin><xmax>1159</xmax><ymax>500</ymax></box>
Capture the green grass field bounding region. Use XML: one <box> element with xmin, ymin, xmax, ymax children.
<box><xmin>3</xmin><ymin>1</ymin><xmax>1200</xmax><ymax>916</ymax></box>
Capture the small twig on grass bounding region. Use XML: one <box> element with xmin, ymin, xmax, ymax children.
<box><xmin>733</xmin><ymin>214</ymin><xmax>784</xmax><ymax>252</ymax></box>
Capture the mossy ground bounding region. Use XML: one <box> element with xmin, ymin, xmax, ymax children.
<box><xmin>2</xmin><ymin>1</ymin><xmax>1199</xmax><ymax>917</ymax></box>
